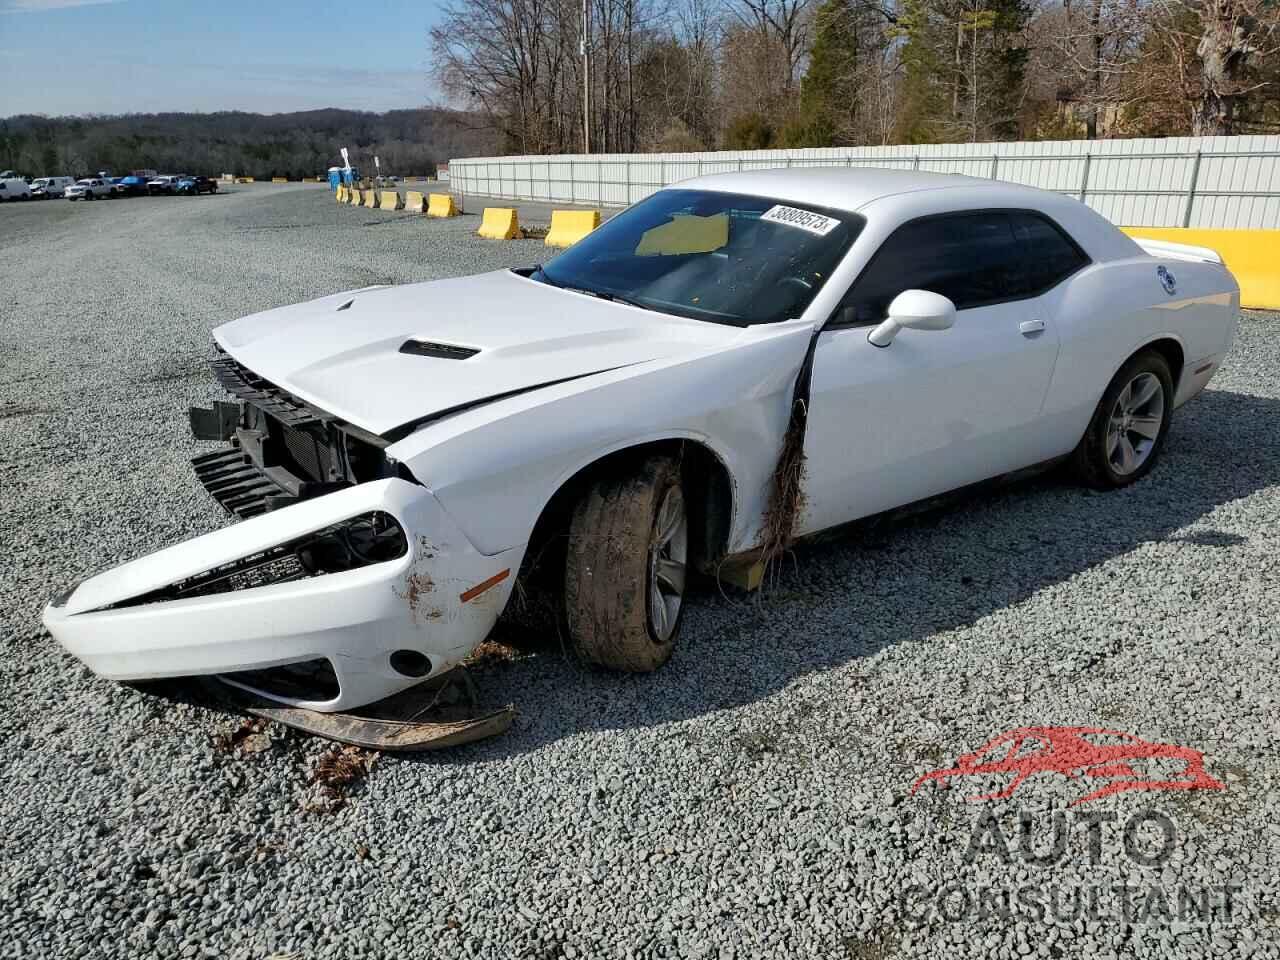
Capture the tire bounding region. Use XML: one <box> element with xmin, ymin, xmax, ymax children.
<box><xmin>1070</xmin><ymin>349</ymin><xmax>1174</xmax><ymax>489</ymax></box>
<box><xmin>564</xmin><ymin>455</ymin><xmax>688</xmax><ymax>672</ymax></box>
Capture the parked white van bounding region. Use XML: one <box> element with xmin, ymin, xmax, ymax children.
<box><xmin>30</xmin><ymin>176</ymin><xmax>75</xmax><ymax>199</ymax></box>
<box><xmin>0</xmin><ymin>177</ymin><xmax>31</xmax><ymax>201</ymax></box>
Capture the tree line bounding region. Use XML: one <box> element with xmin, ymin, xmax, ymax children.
<box><xmin>430</xmin><ymin>0</ymin><xmax>1280</xmax><ymax>154</ymax></box>
<box><xmin>0</xmin><ymin>108</ymin><xmax>500</xmax><ymax>179</ymax></box>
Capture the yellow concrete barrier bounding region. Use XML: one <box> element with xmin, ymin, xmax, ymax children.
<box><xmin>364</xmin><ymin>188</ymin><xmax>379</xmax><ymax>209</ymax></box>
<box><xmin>272</xmin><ymin>177</ymin><xmax>288</xmax><ymax>184</ymax></box>
<box><xmin>427</xmin><ymin>193</ymin><xmax>458</xmax><ymax>217</ymax></box>
<box><xmin>478</xmin><ymin>207</ymin><xmax>520</xmax><ymax>240</ymax></box>
<box><xmin>404</xmin><ymin>190</ymin><xmax>425</xmax><ymax>213</ymax></box>
<box><xmin>1121</xmin><ymin>227</ymin><xmax>1280</xmax><ymax>310</ymax></box>
<box><xmin>348</xmin><ymin>187</ymin><xmax>363</xmax><ymax>206</ymax></box>
<box><xmin>380</xmin><ymin>190</ymin><xmax>402</xmax><ymax>211</ymax></box>
<box><xmin>236</xmin><ymin>177</ymin><xmax>254</xmax><ymax>184</ymax></box>
<box><xmin>336</xmin><ymin>185</ymin><xmax>347</xmax><ymax>203</ymax></box>
<box><xmin>545</xmin><ymin>209</ymin><xmax>601</xmax><ymax>248</ymax></box>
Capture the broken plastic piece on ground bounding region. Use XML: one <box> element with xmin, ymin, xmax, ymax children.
<box><xmin>210</xmin><ymin>665</ymin><xmax>515</xmax><ymax>751</ymax></box>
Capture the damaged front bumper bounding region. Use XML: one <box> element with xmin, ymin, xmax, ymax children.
<box><xmin>43</xmin><ymin>479</ymin><xmax>523</xmax><ymax>713</ymax></box>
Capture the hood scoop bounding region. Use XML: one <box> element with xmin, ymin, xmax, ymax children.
<box><xmin>399</xmin><ymin>339</ymin><xmax>480</xmax><ymax>360</ymax></box>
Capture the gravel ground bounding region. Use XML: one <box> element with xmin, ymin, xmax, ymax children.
<box><xmin>1</xmin><ymin>185</ymin><xmax>1278</xmax><ymax>960</ymax></box>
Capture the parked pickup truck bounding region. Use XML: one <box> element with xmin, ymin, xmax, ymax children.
<box><xmin>65</xmin><ymin>178</ymin><xmax>114</xmax><ymax>200</ymax></box>
<box><xmin>116</xmin><ymin>174</ymin><xmax>153</xmax><ymax>197</ymax></box>
<box><xmin>147</xmin><ymin>175</ymin><xmax>183</xmax><ymax>195</ymax></box>
<box><xmin>176</xmin><ymin>175</ymin><xmax>218</xmax><ymax>195</ymax></box>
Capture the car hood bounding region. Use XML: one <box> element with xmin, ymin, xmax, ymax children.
<box><xmin>213</xmin><ymin>270</ymin><xmax>741</xmax><ymax>437</ymax></box>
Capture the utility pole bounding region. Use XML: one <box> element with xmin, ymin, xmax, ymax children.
<box><xmin>581</xmin><ymin>0</ymin><xmax>591</xmax><ymax>154</ymax></box>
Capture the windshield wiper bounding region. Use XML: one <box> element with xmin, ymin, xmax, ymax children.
<box><xmin>574</xmin><ymin>287</ymin><xmax>650</xmax><ymax>311</ymax></box>
<box><xmin>534</xmin><ymin>269</ymin><xmax>651</xmax><ymax>312</ymax></box>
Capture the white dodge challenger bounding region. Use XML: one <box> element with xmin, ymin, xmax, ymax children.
<box><xmin>44</xmin><ymin>169</ymin><xmax>1239</xmax><ymax>716</ymax></box>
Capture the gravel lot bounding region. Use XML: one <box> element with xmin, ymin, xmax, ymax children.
<box><xmin>1</xmin><ymin>184</ymin><xmax>1278</xmax><ymax>960</ymax></box>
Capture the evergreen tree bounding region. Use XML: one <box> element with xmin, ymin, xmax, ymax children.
<box><xmin>785</xmin><ymin>0</ymin><xmax>860</xmax><ymax>145</ymax></box>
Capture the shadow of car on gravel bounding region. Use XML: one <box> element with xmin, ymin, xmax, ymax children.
<box><xmin>416</xmin><ymin>387</ymin><xmax>1280</xmax><ymax>760</ymax></box>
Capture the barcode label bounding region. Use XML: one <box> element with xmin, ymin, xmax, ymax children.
<box><xmin>759</xmin><ymin>205</ymin><xmax>841</xmax><ymax>236</ymax></box>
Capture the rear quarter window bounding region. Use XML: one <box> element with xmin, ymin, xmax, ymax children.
<box><xmin>1009</xmin><ymin>211</ymin><xmax>1090</xmax><ymax>294</ymax></box>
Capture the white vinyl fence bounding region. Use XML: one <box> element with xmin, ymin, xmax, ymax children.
<box><xmin>450</xmin><ymin>135</ymin><xmax>1280</xmax><ymax>230</ymax></box>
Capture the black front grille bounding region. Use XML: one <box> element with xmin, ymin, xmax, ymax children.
<box><xmin>192</xmin><ymin>447</ymin><xmax>283</xmax><ymax>518</ymax></box>
<box><xmin>196</xmin><ymin>348</ymin><xmax>394</xmax><ymax>516</ymax></box>
<box><xmin>211</xmin><ymin>348</ymin><xmax>322</xmax><ymax>427</ymax></box>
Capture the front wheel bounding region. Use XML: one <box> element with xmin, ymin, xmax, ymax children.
<box><xmin>564</xmin><ymin>455</ymin><xmax>688</xmax><ymax>672</ymax></box>
<box><xmin>1070</xmin><ymin>349</ymin><xmax>1174</xmax><ymax>489</ymax></box>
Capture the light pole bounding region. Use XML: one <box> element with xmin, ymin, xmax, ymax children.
<box><xmin>581</xmin><ymin>0</ymin><xmax>590</xmax><ymax>154</ymax></box>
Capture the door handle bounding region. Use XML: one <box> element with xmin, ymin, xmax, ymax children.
<box><xmin>1019</xmin><ymin>319</ymin><xmax>1046</xmax><ymax>336</ymax></box>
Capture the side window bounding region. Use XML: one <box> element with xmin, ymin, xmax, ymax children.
<box><xmin>836</xmin><ymin>213</ymin><xmax>1023</xmax><ymax>325</ymax></box>
<box><xmin>1009</xmin><ymin>212</ymin><xmax>1090</xmax><ymax>294</ymax></box>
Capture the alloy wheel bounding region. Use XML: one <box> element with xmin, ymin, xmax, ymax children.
<box><xmin>647</xmin><ymin>485</ymin><xmax>687</xmax><ymax>642</ymax></box>
<box><xmin>1107</xmin><ymin>372</ymin><xmax>1165</xmax><ymax>476</ymax></box>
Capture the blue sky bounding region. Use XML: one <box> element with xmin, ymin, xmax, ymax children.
<box><xmin>0</xmin><ymin>0</ymin><xmax>448</xmax><ymax>117</ymax></box>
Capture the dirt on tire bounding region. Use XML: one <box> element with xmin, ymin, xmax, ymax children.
<box><xmin>564</xmin><ymin>455</ymin><xmax>683</xmax><ymax>672</ymax></box>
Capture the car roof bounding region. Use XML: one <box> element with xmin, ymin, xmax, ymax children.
<box><xmin>681</xmin><ymin>167</ymin><xmax>1021</xmax><ymax>211</ymax></box>
<box><xmin>678</xmin><ymin>167</ymin><xmax>1140</xmax><ymax>262</ymax></box>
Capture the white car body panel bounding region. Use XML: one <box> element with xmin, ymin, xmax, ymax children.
<box><xmin>44</xmin><ymin>479</ymin><xmax>522</xmax><ymax>712</ymax></box>
<box><xmin>214</xmin><ymin>271</ymin><xmax>750</xmax><ymax>439</ymax></box>
<box><xmin>43</xmin><ymin>168</ymin><xmax>1240</xmax><ymax>711</ymax></box>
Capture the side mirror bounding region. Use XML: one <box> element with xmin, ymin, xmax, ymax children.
<box><xmin>867</xmin><ymin>290</ymin><xmax>957</xmax><ymax>347</ymax></box>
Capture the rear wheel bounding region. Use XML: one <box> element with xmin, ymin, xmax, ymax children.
<box><xmin>564</xmin><ymin>455</ymin><xmax>688</xmax><ymax>672</ymax></box>
<box><xmin>1070</xmin><ymin>349</ymin><xmax>1174</xmax><ymax>489</ymax></box>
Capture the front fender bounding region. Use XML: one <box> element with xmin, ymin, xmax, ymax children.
<box><xmin>387</xmin><ymin>321</ymin><xmax>817</xmax><ymax>556</ymax></box>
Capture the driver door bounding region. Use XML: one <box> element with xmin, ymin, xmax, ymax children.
<box><xmin>798</xmin><ymin>210</ymin><xmax>1067</xmax><ymax>536</ymax></box>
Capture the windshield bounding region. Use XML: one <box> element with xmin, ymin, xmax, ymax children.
<box><xmin>534</xmin><ymin>189</ymin><xmax>863</xmax><ymax>326</ymax></box>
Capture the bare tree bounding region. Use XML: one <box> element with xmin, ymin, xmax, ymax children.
<box><xmin>1160</xmin><ymin>0</ymin><xmax>1280</xmax><ymax>134</ymax></box>
<box><xmin>725</xmin><ymin>0</ymin><xmax>816</xmax><ymax>95</ymax></box>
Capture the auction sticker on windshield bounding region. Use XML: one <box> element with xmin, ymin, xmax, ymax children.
<box><xmin>760</xmin><ymin>204</ymin><xmax>841</xmax><ymax>236</ymax></box>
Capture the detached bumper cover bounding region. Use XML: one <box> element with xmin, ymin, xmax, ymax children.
<box><xmin>43</xmin><ymin>479</ymin><xmax>523</xmax><ymax>712</ymax></box>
